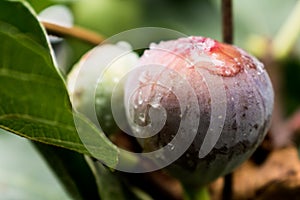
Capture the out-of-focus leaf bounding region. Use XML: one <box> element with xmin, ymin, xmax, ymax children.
<box><xmin>86</xmin><ymin>157</ymin><xmax>126</xmax><ymax>200</ymax></box>
<box><xmin>0</xmin><ymin>130</ymin><xmax>70</xmax><ymax>200</ymax></box>
<box><xmin>141</xmin><ymin>0</ymin><xmax>221</xmax><ymax>40</ymax></box>
<box><xmin>71</xmin><ymin>0</ymin><xmax>142</xmax><ymax>36</ymax></box>
<box><xmin>86</xmin><ymin>157</ymin><xmax>154</xmax><ymax>200</ymax></box>
<box><xmin>34</xmin><ymin>143</ymin><xmax>100</xmax><ymax>200</ymax></box>
<box><xmin>0</xmin><ymin>0</ymin><xmax>118</xmax><ymax>167</ymax></box>
<box><xmin>282</xmin><ymin>57</ymin><xmax>300</xmax><ymax>116</ymax></box>
<box><xmin>234</xmin><ymin>0</ymin><xmax>297</xmax><ymax>47</ymax></box>
<box><xmin>25</xmin><ymin>0</ymin><xmax>74</xmax><ymax>12</ymax></box>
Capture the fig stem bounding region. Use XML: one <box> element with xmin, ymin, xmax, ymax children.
<box><xmin>222</xmin><ymin>174</ymin><xmax>233</xmax><ymax>200</ymax></box>
<box><xmin>182</xmin><ymin>185</ymin><xmax>210</xmax><ymax>200</ymax></box>
<box><xmin>222</xmin><ymin>0</ymin><xmax>233</xmax><ymax>44</ymax></box>
<box><xmin>41</xmin><ymin>21</ymin><xmax>105</xmax><ymax>45</ymax></box>
<box><xmin>272</xmin><ymin>0</ymin><xmax>300</xmax><ymax>60</ymax></box>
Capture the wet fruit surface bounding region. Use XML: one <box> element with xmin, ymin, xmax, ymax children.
<box><xmin>125</xmin><ymin>36</ymin><xmax>274</xmax><ymax>185</ymax></box>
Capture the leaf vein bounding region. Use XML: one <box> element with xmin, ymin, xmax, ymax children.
<box><xmin>0</xmin><ymin>113</ymin><xmax>75</xmax><ymax>131</ymax></box>
<box><xmin>0</xmin><ymin>68</ymin><xmax>61</xmax><ymax>86</ymax></box>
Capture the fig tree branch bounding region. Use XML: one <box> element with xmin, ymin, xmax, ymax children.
<box><xmin>222</xmin><ymin>0</ymin><xmax>233</xmax><ymax>44</ymax></box>
<box><xmin>41</xmin><ymin>21</ymin><xmax>105</xmax><ymax>45</ymax></box>
<box><xmin>221</xmin><ymin>0</ymin><xmax>234</xmax><ymax>199</ymax></box>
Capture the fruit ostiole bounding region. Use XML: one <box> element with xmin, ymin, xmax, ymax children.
<box><xmin>124</xmin><ymin>36</ymin><xmax>274</xmax><ymax>187</ymax></box>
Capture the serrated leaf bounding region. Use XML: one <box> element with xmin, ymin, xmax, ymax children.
<box><xmin>0</xmin><ymin>0</ymin><xmax>118</xmax><ymax>167</ymax></box>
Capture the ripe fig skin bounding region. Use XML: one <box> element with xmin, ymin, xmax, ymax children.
<box><xmin>125</xmin><ymin>36</ymin><xmax>274</xmax><ymax>185</ymax></box>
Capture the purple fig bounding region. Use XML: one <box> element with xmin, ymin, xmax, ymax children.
<box><xmin>125</xmin><ymin>36</ymin><xmax>274</xmax><ymax>185</ymax></box>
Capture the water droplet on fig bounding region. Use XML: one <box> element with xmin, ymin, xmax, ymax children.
<box><xmin>138</xmin><ymin>91</ymin><xmax>144</xmax><ymax>105</ymax></box>
<box><xmin>138</xmin><ymin>112</ymin><xmax>146</xmax><ymax>123</ymax></box>
<box><xmin>95</xmin><ymin>98</ymin><xmax>106</xmax><ymax>106</ymax></box>
<box><xmin>113</xmin><ymin>77</ymin><xmax>119</xmax><ymax>83</ymax></box>
<box><xmin>167</xmin><ymin>143</ymin><xmax>175</xmax><ymax>151</ymax></box>
<box><xmin>150</xmin><ymin>102</ymin><xmax>160</xmax><ymax>109</ymax></box>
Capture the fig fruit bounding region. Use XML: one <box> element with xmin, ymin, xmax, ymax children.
<box><xmin>67</xmin><ymin>42</ymin><xmax>138</xmax><ymax>135</ymax></box>
<box><xmin>125</xmin><ymin>36</ymin><xmax>274</xmax><ymax>185</ymax></box>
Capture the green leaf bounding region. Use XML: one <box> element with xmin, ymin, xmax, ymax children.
<box><xmin>0</xmin><ymin>0</ymin><xmax>49</xmax><ymax>48</ymax></box>
<box><xmin>86</xmin><ymin>157</ymin><xmax>155</xmax><ymax>200</ymax></box>
<box><xmin>34</xmin><ymin>143</ymin><xmax>100</xmax><ymax>200</ymax></box>
<box><xmin>0</xmin><ymin>0</ymin><xmax>118</xmax><ymax>167</ymax></box>
<box><xmin>86</xmin><ymin>157</ymin><xmax>127</xmax><ymax>200</ymax></box>
<box><xmin>182</xmin><ymin>184</ymin><xmax>210</xmax><ymax>200</ymax></box>
<box><xmin>0</xmin><ymin>130</ymin><xmax>70</xmax><ymax>200</ymax></box>
<box><xmin>25</xmin><ymin>0</ymin><xmax>70</xmax><ymax>13</ymax></box>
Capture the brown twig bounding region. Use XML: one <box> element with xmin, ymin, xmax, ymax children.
<box><xmin>222</xmin><ymin>0</ymin><xmax>233</xmax><ymax>44</ymax></box>
<box><xmin>41</xmin><ymin>21</ymin><xmax>105</xmax><ymax>45</ymax></box>
<box><xmin>222</xmin><ymin>174</ymin><xmax>233</xmax><ymax>200</ymax></box>
<box><xmin>210</xmin><ymin>146</ymin><xmax>300</xmax><ymax>200</ymax></box>
<box><xmin>221</xmin><ymin>0</ymin><xmax>234</xmax><ymax>199</ymax></box>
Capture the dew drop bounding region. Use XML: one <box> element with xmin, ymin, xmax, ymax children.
<box><xmin>224</xmin><ymin>69</ymin><xmax>231</xmax><ymax>76</ymax></box>
<box><xmin>149</xmin><ymin>42</ymin><xmax>157</xmax><ymax>49</ymax></box>
<box><xmin>138</xmin><ymin>91</ymin><xmax>144</xmax><ymax>105</ymax></box>
<box><xmin>138</xmin><ymin>112</ymin><xmax>146</xmax><ymax>123</ymax></box>
<box><xmin>95</xmin><ymin>98</ymin><xmax>106</xmax><ymax>106</ymax></box>
<box><xmin>167</xmin><ymin>143</ymin><xmax>175</xmax><ymax>151</ymax></box>
<box><xmin>155</xmin><ymin>153</ymin><xmax>165</xmax><ymax>160</ymax></box>
<box><xmin>234</xmin><ymin>81</ymin><xmax>240</xmax><ymax>86</ymax></box>
<box><xmin>113</xmin><ymin>77</ymin><xmax>119</xmax><ymax>83</ymax></box>
<box><xmin>257</xmin><ymin>70</ymin><xmax>263</xmax><ymax>75</ymax></box>
<box><xmin>150</xmin><ymin>102</ymin><xmax>160</xmax><ymax>109</ymax></box>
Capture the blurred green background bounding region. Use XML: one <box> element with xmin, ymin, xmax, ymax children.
<box><xmin>25</xmin><ymin>0</ymin><xmax>300</xmax><ymax>72</ymax></box>
<box><xmin>1</xmin><ymin>0</ymin><xmax>300</xmax><ymax>199</ymax></box>
<box><xmin>0</xmin><ymin>129</ymin><xmax>70</xmax><ymax>199</ymax></box>
<box><xmin>26</xmin><ymin>0</ymin><xmax>299</xmax><ymax>46</ymax></box>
